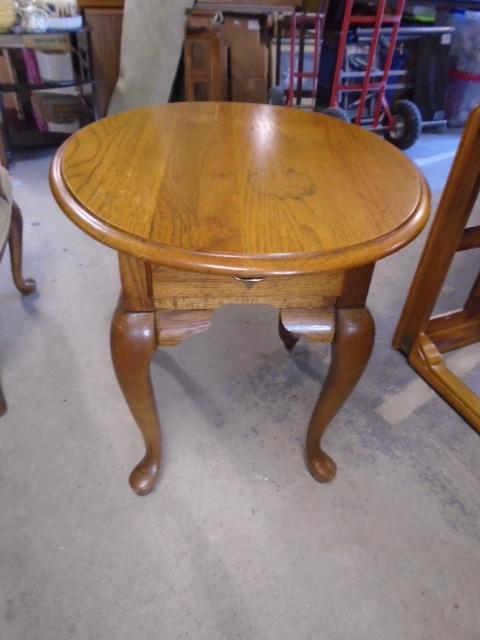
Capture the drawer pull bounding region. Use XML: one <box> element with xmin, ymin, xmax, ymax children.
<box><xmin>235</xmin><ymin>277</ymin><xmax>264</xmax><ymax>290</ymax></box>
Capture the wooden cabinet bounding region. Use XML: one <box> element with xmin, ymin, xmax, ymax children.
<box><xmin>79</xmin><ymin>0</ymin><xmax>124</xmax><ymax>117</ymax></box>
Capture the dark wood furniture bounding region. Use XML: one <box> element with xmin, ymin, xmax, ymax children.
<box><xmin>394</xmin><ymin>105</ymin><xmax>480</xmax><ymax>432</ymax></box>
<box><xmin>79</xmin><ymin>0</ymin><xmax>124</xmax><ymax>118</ymax></box>
<box><xmin>184</xmin><ymin>22</ymin><xmax>227</xmax><ymax>102</ymax></box>
<box><xmin>50</xmin><ymin>102</ymin><xmax>429</xmax><ymax>495</ymax></box>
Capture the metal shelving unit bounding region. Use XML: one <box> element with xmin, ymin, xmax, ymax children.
<box><xmin>0</xmin><ymin>29</ymin><xmax>94</xmax><ymax>164</ymax></box>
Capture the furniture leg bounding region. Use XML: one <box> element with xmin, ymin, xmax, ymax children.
<box><xmin>0</xmin><ymin>378</ymin><xmax>6</xmax><ymax>417</ymax></box>
<box><xmin>278</xmin><ymin>313</ymin><xmax>299</xmax><ymax>351</ymax></box>
<box><xmin>8</xmin><ymin>201</ymin><xmax>36</xmax><ymax>295</ymax></box>
<box><xmin>111</xmin><ymin>305</ymin><xmax>161</xmax><ymax>495</ymax></box>
<box><xmin>306</xmin><ymin>306</ymin><xmax>375</xmax><ymax>482</ymax></box>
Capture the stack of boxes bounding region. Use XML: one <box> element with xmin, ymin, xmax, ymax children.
<box><xmin>224</xmin><ymin>15</ymin><xmax>269</xmax><ymax>103</ymax></box>
<box><xmin>186</xmin><ymin>1</ymin><xmax>306</xmax><ymax>103</ymax></box>
<box><xmin>188</xmin><ymin>1</ymin><xmax>302</xmax><ymax>104</ymax></box>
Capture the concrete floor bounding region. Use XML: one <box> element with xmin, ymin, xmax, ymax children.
<box><xmin>0</xmin><ymin>131</ymin><xmax>479</xmax><ymax>640</ymax></box>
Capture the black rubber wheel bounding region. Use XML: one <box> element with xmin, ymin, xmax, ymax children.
<box><xmin>384</xmin><ymin>100</ymin><xmax>422</xmax><ymax>150</ymax></box>
<box><xmin>319</xmin><ymin>106</ymin><xmax>350</xmax><ymax>122</ymax></box>
<box><xmin>269</xmin><ymin>86</ymin><xmax>285</xmax><ymax>106</ymax></box>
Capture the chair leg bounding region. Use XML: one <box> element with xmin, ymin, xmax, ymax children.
<box><xmin>0</xmin><ymin>377</ymin><xmax>6</xmax><ymax>417</ymax></box>
<box><xmin>8</xmin><ymin>201</ymin><xmax>36</xmax><ymax>295</ymax></box>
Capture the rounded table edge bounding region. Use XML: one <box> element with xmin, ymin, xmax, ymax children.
<box><xmin>50</xmin><ymin>140</ymin><xmax>431</xmax><ymax>277</ymax></box>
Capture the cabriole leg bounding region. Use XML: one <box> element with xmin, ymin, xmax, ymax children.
<box><xmin>111</xmin><ymin>305</ymin><xmax>161</xmax><ymax>495</ymax></box>
<box><xmin>0</xmin><ymin>379</ymin><xmax>6</xmax><ymax>417</ymax></box>
<box><xmin>8</xmin><ymin>201</ymin><xmax>36</xmax><ymax>295</ymax></box>
<box><xmin>306</xmin><ymin>307</ymin><xmax>374</xmax><ymax>482</ymax></box>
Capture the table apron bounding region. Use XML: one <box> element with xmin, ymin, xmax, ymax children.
<box><xmin>150</xmin><ymin>265</ymin><xmax>345</xmax><ymax>310</ymax></box>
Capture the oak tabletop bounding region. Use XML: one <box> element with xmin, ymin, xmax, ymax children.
<box><xmin>50</xmin><ymin>102</ymin><xmax>430</xmax><ymax>276</ymax></box>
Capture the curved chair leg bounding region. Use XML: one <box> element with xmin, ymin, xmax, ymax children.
<box><xmin>111</xmin><ymin>306</ymin><xmax>161</xmax><ymax>495</ymax></box>
<box><xmin>8</xmin><ymin>201</ymin><xmax>36</xmax><ymax>295</ymax></box>
<box><xmin>306</xmin><ymin>307</ymin><xmax>375</xmax><ymax>482</ymax></box>
<box><xmin>0</xmin><ymin>379</ymin><xmax>6</xmax><ymax>417</ymax></box>
<box><xmin>278</xmin><ymin>313</ymin><xmax>299</xmax><ymax>351</ymax></box>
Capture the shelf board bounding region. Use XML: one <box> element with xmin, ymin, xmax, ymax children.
<box><xmin>78</xmin><ymin>0</ymin><xmax>124</xmax><ymax>7</ymax></box>
<box><xmin>10</xmin><ymin>129</ymin><xmax>71</xmax><ymax>148</ymax></box>
<box><xmin>0</xmin><ymin>79</ymin><xmax>93</xmax><ymax>92</ymax></box>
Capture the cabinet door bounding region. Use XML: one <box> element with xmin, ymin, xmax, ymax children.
<box><xmin>84</xmin><ymin>8</ymin><xmax>123</xmax><ymax>118</ymax></box>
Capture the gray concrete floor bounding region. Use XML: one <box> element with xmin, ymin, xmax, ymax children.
<box><xmin>0</xmin><ymin>131</ymin><xmax>479</xmax><ymax>640</ymax></box>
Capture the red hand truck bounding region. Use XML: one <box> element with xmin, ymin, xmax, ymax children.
<box><xmin>286</xmin><ymin>8</ymin><xmax>326</xmax><ymax>109</ymax></box>
<box><xmin>326</xmin><ymin>0</ymin><xmax>422</xmax><ymax>149</ymax></box>
<box><xmin>269</xmin><ymin>2</ymin><xmax>329</xmax><ymax>110</ymax></box>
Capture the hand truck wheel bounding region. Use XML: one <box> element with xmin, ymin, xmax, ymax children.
<box><xmin>385</xmin><ymin>100</ymin><xmax>422</xmax><ymax>150</ymax></box>
<box><xmin>269</xmin><ymin>86</ymin><xmax>286</xmax><ymax>106</ymax></box>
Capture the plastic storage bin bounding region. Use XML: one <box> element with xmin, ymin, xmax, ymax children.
<box><xmin>446</xmin><ymin>69</ymin><xmax>480</xmax><ymax>126</ymax></box>
<box><xmin>444</xmin><ymin>10</ymin><xmax>480</xmax><ymax>125</ymax></box>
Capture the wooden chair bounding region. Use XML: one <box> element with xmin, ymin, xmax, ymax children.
<box><xmin>393</xmin><ymin>104</ymin><xmax>480</xmax><ymax>432</ymax></box>
<box><xmin>0</xmin><ymin>166</ymin><xmax>36</xmax><ymax>416</ymax></box>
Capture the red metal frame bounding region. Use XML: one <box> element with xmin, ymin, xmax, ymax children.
<box><xmin>330</xmin><ymin>0</ymin><xmax>406</xmax><ymax>129</ymax></box>
<box><xmin>287</xmin><ymin>10</ymin><xmax>326</xmax><ymax>109</ymax></box>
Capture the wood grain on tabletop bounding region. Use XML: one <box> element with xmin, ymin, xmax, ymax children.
<box><xmin>51</xmin><ymin>102</ymin><xmax>429</xmax><ymax>276</ymax></box>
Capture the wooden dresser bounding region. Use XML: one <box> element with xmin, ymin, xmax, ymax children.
<box><xmin>78</xmin><ymin>0</ymin><xmax>124</xmax><ymax>118</ymax></box>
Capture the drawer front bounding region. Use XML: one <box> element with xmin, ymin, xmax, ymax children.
<box><xmin>151</xmin><ymin>266</ymin><xmax>344</xmax><ymax>310</ymax></box>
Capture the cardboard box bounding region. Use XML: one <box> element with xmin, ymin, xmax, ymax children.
<box><xmin>224</xmin><ymin>16</ymin><xmax>268</xmax><ymax>79</ymax></box>
<box><xmin>31</xmin><ymin>91</ymin><xmax>83</xmax><ymax>131</ymax></box>
<box><xmin>22</xmin><ymin>33</ymin><xmax>71</xmax><ymax>52</ymax></box>
<box><xmin>231</xmin><ymin>76</ymin><xmax>267</xmax><ymax>103</ymax></box>
<box><xmin>224</xmin><ymin>16</ymin><xmax>261</xmax><ymax>47</ymax></box>
<box><xmin>231</xmin><ymin>43</ymin><xmax>268</xmax><ymax>79</ymax></box>
<box><xmin>35</xmin><ymin>50</ymin><xmax>74</xmax><ymax>83</ymax></box>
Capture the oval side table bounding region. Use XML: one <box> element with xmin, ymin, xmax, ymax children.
<box><xmin>50</xmin><ymin>102</ymin><xmax>430</xmax><ymax>495</ymax></box>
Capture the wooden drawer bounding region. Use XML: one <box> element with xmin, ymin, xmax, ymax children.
<box><xmin>151</xmin><ymin>265</ymin><xmax>344</xmax><ymax>310</ymax></box>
